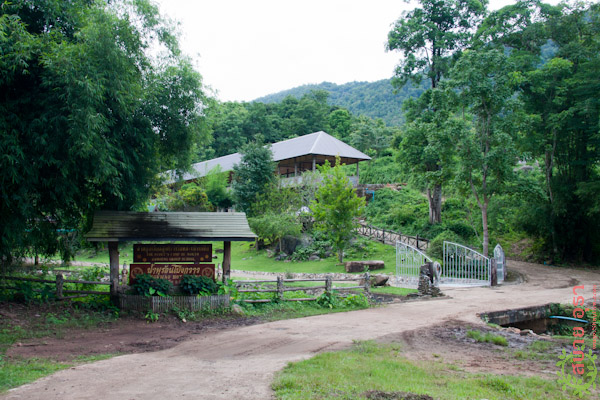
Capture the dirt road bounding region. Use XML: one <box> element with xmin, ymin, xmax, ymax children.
<box><xmin>3</xmin><ymin>261</ymin><xmax>598</xmax><ymax>400</ymax></box>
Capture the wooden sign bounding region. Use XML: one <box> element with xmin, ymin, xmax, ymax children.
<box><xmin>129</xmin><ymin>263</ymin><xmax>215</xmax><ymax>285</ymax></box>
<box><xmin>133</xmin><ymin>244</ymin><xmax>212</xmax><ymax>263</ymax></box>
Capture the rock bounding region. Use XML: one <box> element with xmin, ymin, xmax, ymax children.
<box><xmin>505</xmin><ymin>327</ymin><xmax>521</xmax><ymax>334</ymax></box>
<box><xmin>371</xmin><ymin>274</ymin><xmax>389</xmax><ymax>287</ymax></box>
<box><xmin>520</xmin><ymin>329</ymin><xmax>536</xmax><ymax>336</ymax></box>
<box><xmin>345</xmin><ymin>260</ymin><xmax>385</xmax><ymax>273</ymax></box>
<box><xmin>231</xmin><ymin>304</ymin><xmax>244</xmax><ymax>315</ymax></box>
<box><xmin>275</xmin><ymin>252</ymin><xmax>288</xmax><ymax>261</ymax></box>
<box><xmin>266</xmin><ymin>249</ymin><xmax>274</xmax><ymax>258</ymax></box>
<box><xmin>308</xmin><ymin>254</ymin><xmax>320</xmax><ymax>261</ymax></box>
<box><xmin>279</xmin><ymin>235</ymin><xmax>300</xmax><ymax>255</ymax></box>
<box><xmin>299</xmin><ymin>234</ymin><xmax>314</xmax><ymax>248</ymax></box>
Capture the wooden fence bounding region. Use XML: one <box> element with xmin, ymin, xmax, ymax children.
<box><xmin>0</xmin><ymin>274</ymin><xmax>111</xmax><ymax>300</ymax></box>
<box><xmin>119</xmin><ymin>293</ymin><xmax>230</xmax><ymax>313</ymax></box>
<box><xmin>356</xmin><ymin>222</ymin><xmax>429</xmax><ymax>251</ymax></box>
<box><xmin>234</xmin><ymin>273</ymin><xmax>370</xmax><ymax>303</ymax></box>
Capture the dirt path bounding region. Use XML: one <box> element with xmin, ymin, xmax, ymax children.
<box><xmin>3</xmin><ymin>261</ymin><xmax>599</xmax><ymax>400</ymax></box>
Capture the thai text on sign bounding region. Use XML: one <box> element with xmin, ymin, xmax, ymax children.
<box><xmin>129</xmin><ymin>263</ymin><xmax>215</xmax><ymax>285</ymax></box>
<box><xmin>133</xmin><ymin>244</ymin><xmax>212</xmax><ymax>263</ymax></box>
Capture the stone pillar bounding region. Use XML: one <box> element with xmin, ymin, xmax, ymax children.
<box><xmin>491</xmin><ymin>259</ymin><xmax>498</xmax><ymax>286</ymax></box>
<box><xmin>312</xmin><ymin>155</ymin><xmax>316</xmax><ymax>171</ymax></box>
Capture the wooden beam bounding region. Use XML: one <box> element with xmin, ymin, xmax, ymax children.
<box><xmin>109</xmin><ymin>241</ymin><xmax>119</xmax><ymax>303</ymax></box>
<box><xmin>223</xmin><ymin>241</ymin><xmax>231</xmax><ymax>282</ymax></box>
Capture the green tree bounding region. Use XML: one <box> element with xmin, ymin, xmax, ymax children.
<box><xmin>248</xmin><ymin>213</ymin><xmax>301</xmax><ymax>253</ymax></box>
<box><xmin>479</xmin><ymin>0</ymin><xmax>600</xmax><ymax>262</ymax></box>
<box><xmin>397</xmin><ymin>89</ymin><xmax>463</xmax><ymax>224</ymax></box>
<box><xmin>0</xmin><ymin>0</ymin><xmax>209</xmax><ymax>263</ymax></box>
<box><xmin>387</xmin><ymin>0</ymin><xmax>488</xmax><ymax>224</ymax></box>
<box><xmin>449</xmin><ymin>49</ymin><xmax>517</xmax><ymax>256</ymax></box>
<box><xmin>310</xmin><ymin>159</ymin><xmax>365</xmax><ymax>263</ymax></box>
<box><xmin>203</xmin><ymin>166</ymin><xmax>233</xmax><ymax>210</ymax></box>
<box><xmin>232</xmin><ymin>138</ymin><xmax>276</xmax><ymax>215</ymax></box>
<box><xmin>328</xmin><ymin>109</ymin><xmax>353</xmax><ymax>140</ymax></box>
<box><xmin>166</xmin><ymin>183</ymin><xmax>211</xmax><ymax>212</ymax></box>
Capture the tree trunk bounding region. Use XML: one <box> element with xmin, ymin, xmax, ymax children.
<box><xmin>337</xmin><ymin>248</ymin><xmax>344</xmax><ymax>264</ymax></box>
<box><xmin>426</xmin><ymin>184</ymin><xmax>443</xmax><ymax>224</ymax></box>
<box><xmin>481</xmin><ymin>201</ymin><xmax>489</xmax><ymax>257</ymax></box>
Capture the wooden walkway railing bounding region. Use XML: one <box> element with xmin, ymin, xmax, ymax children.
<box><xmin>0</xmin><ymin>274</ymin><xmax>111</xmax><ymax>300</ymax></box>
<box><xmin>234</xmin><ymin>273</ymin><xmax>370</xmax><ymax>303</ymax></box>
<box><xmin>356</xmin><ymin>222</ymin><xmax>429</xmax><ymax>251</ymax></box>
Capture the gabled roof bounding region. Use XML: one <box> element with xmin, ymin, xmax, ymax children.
<box><xmin>168</xmin><ymin>131</ymin><xmax>370</xmax><ymax>182</ymax></box>
<box><xmin>85</xmin><ymin>211</ymin><xmax>256</xmax><ymax>242</ymax></box>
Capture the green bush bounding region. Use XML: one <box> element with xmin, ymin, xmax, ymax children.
<box><xmin>131</xmin><ymin>274</ymin><xmax>172</xmax><ymax>296</ymax></box>
<box><xmin>180</xmin><ymin>275</ymin><xmax>218</xmax><ymax>295</ymax></box>
<box><xmin>427</xmin><ymin>230</ymin><xmax>463</xmax><ymax>260</ymax></box>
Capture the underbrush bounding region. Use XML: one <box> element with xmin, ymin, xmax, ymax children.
<box><xmin>272</xmin><ymin>341</ymin><xmax>578</xmax><ymax>400</ymax></box>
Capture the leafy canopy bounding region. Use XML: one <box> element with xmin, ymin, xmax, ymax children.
<box><xmin>310</xmin><ymin>158</ymin><xmax>365</xmax><ymax>263</ymax></box>
<box><xmin>0</xmin><ymin>0</ymin><xmax>209</xmax><ymax>262</ymax></box>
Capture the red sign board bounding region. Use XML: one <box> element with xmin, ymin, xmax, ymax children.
<box><xmin>133</xmin><ymin>244</ymin><xmax>212</xmax><ymax>263</ymax></box>
<box><xmin>129</xmin><ymin>263</ymin><xmax>215</xmax><ymax>286</ymax></box>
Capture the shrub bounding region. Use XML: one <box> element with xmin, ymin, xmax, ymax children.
<box><xmin>427</xmin><ymin>230</ymin><xmax>463</xmax><ymax>260</ymax></box>
<box><xmin>180</xmin><ymin>275</ymin><xmax>218</xmax><ymax>296</ymax></box>
<box><xmin>131</xmin><ymin>274</ymin><xmax>172</xmax><ymax>296</ymax></box>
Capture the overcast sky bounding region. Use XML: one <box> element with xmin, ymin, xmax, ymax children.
<box><xmin>155</xmin><ymin>0</ymin><xmax>552</xmax><ymax>102</ymax></box>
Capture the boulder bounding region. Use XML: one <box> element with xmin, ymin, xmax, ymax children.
<box><xmin>275</xmin><ymin>252</ymin><xmax>288</xmax><ymax>261</ymax></box>
<box><xmin>308</xmin><ymin>254</ymin><xmax>320</xmax><ymax>261</ymax></box>
<box><xmin>231</xmin><ymin>304</ymin><xmax>245</xmax><ymax>316</ymax></box>
<box><xmin>278</xmin><ymin>235</ymin><xmax>300</xmax><ymax>255</ymax></box>
<box><xmin>345</xmin><ymin>260</ymin><xmax>385</xmax><ymax>273</ymax></box>
<box><xmin>371</xmin><ymin>274</ymin><xmax>389</xmax><ymax>287</ymax></box>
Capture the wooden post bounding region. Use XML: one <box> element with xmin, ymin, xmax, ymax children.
<box><xmin>356</xmin><ymin>163</ymin><xmax>359</xmax><ymax>180</ymax></box>
<box><xmin>223</xmin><ymin>241</ymin><xmax>231</xmax><ymax>282</ymax></box>
<box><xmin>325</xmin><ymin>276</ymin><xmax>332</xmax><ymax>294</ymax></box>
<box><xmin>364</xmin><ymin>271</ymin><xmax>370</xmax><ymax>294</ymax></box>
<box><xmin>277</xmin><ymin>276</ymin><xmax>284</xmax><ymax>301</ymax></box>
<box><xmin>490</xmin><ymin>259</ymin><xmax>498</xmax><ymax>286</ymax></box>
<box><xmin>56</xmin><ymin>273</ymin><xmax>64</xmax><ymax>300</ymax></box>
<box><xmin>108</xmin><ymin>241</ymin><xmax>119</xmax><ymax>304</ymax></box>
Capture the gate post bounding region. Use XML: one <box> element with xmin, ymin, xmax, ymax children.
<box><xmin>490</xmin><ymin>259</ymin><xmax>498</xmax><ymax>286</ymax></box>
<box><xmin>277</xmin><ymin>276</ymin><xmax>284</xmax><ymax>301</ymax></box>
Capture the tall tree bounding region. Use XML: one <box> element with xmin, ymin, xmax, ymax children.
<box><xmin>479</xmin><ymin>0</ymin><xmax>600</xmax><ymax>261</ymax></box>
<box><xmin>387</xmin><ymin>0</ymin><xmax>488</xmax><ymax>224</ymax></box>
<box><xmin>0</xmin><ymin>0</ymin><xmax>209</xmax><ymax>263</ymax></box>
<box><xmin>310</xmin><ymin>158</ymin><xmax>365</xmax><ymax>263</ymax></box>
<box><xmin>396</xmin><ymin>89</ymin><xmax>464</xmax><ymax>225</ymax></box>
<box><xmin>232</xmin><ymin>137</ymin><xmax>276</xmax><ymax>215</ymax></box>
<box><xmin>449</xmin><ymin>49</ymin><xmax>517</xmax><ymax>256</ymax></box>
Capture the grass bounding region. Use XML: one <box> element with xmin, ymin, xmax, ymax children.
<box><xmin>55</xmin><ymin>240</ymin><xmax>399</xmax><ymax>276</ymax></box>
<box><xmin>369</xmin><ymin>286</ymin><xmax>416</xmax><ymax>296</ymax></box>
<box><xmin>272</xmin><ymin>341</ymin><xmax>578</xmax><ymax>400</ymax></box>
<box><xmin>0</xmin><ymin>302</ymin><xmax>120</xmax><ymax>393</ymax></box>
<box><xmin>466</xmin><ymin>330</ymin><xmax>509</xmax><ymax>346</ymax></box>
<box><xmin>0</xmin><ymin>354</ymin><xmax>119</xmax><ymax>393</ymax></box>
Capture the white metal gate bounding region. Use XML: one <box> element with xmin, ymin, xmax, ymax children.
<box><xmin>395</xmin><ymin>241</ymin><xmax>440</xmax><ymax>288</ymax></box>
<box><xmin>441</xmin><ymin>241</ymin><xmax>490</xmax><ymax>286</ymax></box>
<box><xmin>494</xmin><ymin>244</ymin><xmax>505</xmax><ymax>284</ymax></box>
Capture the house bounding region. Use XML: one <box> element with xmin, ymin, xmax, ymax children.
<box><xmin>166</xmin><ymin>131</ymin><xmax>371</xmax><ymax>186</ymax></box>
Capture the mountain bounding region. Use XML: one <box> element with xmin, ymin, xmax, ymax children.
<box><xmin>254</xmin><ymin>79</ymin><xmax>429</xmax><ymax>126</ymax></box>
